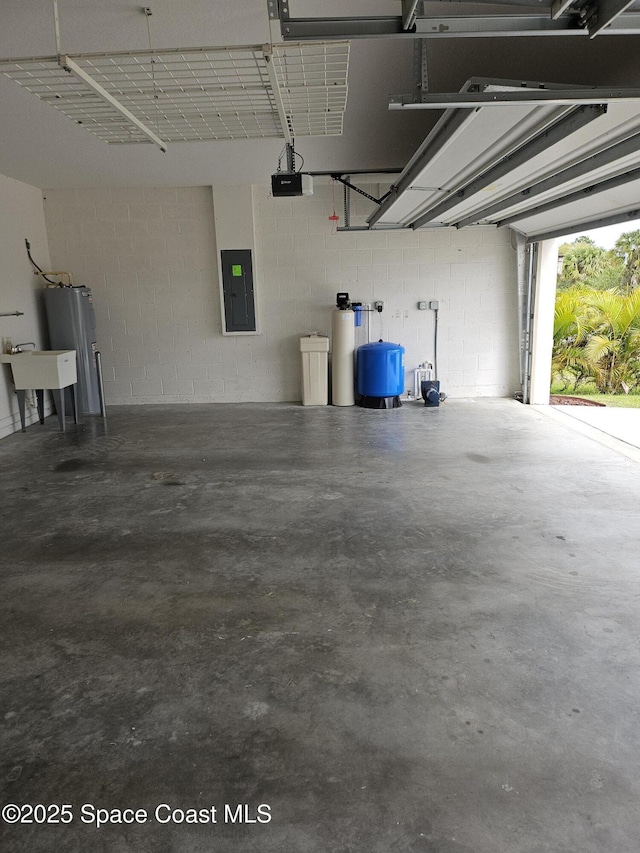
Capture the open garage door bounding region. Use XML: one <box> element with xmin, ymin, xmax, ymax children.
<box><xmin>368</xmin><ymin>78</ymin><xmax>640</xmax><ymax>243</ymax></box>
<box><xmin>364</xmin><ymin>78</ymin><xmax>640</xmax><ymax>407</ymax></box>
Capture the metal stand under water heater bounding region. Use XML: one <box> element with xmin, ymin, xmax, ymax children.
<box><xmin>44</xmin><ymin>286</ymin><xmax>105</xmax><ymax>417</ymax></box>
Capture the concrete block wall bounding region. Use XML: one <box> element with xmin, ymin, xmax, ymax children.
<box><xmin>43</xmin><ymin>183</ymin><xmax>520</xmax><ymax>404</ymax></box>
<box><xmin>0</xmin><ymin>174</ymin><xmax>54</xmax><ymax>438</ymax></box>
<box><xmin>255</xmin><ymin>184</ymin><xmax>520</xmax><ymax>399</ymax></box>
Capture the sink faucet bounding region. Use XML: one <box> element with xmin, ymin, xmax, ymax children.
<box><xmin>11</xmin><ymin>342</ymin><xmax>36</xmax><ymax>353</ymax></box>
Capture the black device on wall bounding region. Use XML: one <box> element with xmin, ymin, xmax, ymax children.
<box><xmin>220</xmin><ymin>249</ymin><xmax>256</xmax><ymax>333</ymax></box>
<box><xmin>271</xmin><ymin>173</ymin><xmax>313</xmax><ymax>197</ymax></box>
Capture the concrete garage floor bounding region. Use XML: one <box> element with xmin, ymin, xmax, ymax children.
<box><xmin>549</xmin><ymin>404</ymin><xmax>640</xmax><ymax>461</ymax></box>
<box><xmin>1</xmin><ymin>398</ymin><xmax>639</xmax><ymax>853</ymax></box>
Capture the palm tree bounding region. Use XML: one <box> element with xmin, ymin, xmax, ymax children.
<box><xmin>613</xmin><ymin>230</ymin><xmax>640</xmax><ymax>291</ymax></box>
<box><xmin>558</xmin><ymin>237</ymin><xmax>612</xmax><ymax>289</ymax></box>
<box><xmin>582</xmin><ymin>288</ymin><xmax>640</xmax><ymax>392</ymax></box>
<box><xmin>552</xmin><ymin>288</ymin><xmax>591</xmax><ymax>390</ymax></box>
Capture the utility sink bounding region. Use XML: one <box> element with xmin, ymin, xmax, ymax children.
<box><xmin>0</xmin><ymin>350</ymin><xmax>77</xmax><ymax>390</ymax></box>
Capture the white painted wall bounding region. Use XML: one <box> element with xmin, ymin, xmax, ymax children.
<box><xmin>43</xmin><ymin>184</ymin><xmax>520</xmax><ymax>404</ymax></box>
<box><xmin>211</xmin><ymin>185</ymin><xmax>259</xmax><ymax>335</ymax></box>
<box><xmin>0</xmin><ymin>174</ymin><xmax>53</xmax><ymax>438</ymax></box>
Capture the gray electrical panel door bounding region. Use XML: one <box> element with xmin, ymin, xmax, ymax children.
<box><xmin>221</xmin><ymin>249</ymin><xmax>256</xmax><ymax>333</ymax></box>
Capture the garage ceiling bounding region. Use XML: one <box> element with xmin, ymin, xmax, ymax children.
<box><xmin>1</xmin><ymin>0</ymin><xmax>640</xmax><ymax>242</ymax></box>
<box><xmin>0</xmin><ymin>1</ymin><xmax>425</xmax><ymax>187</ymax></box>
<box><xmin>268</xmin><ymin>3</ymin><xmax>640</xmax><ymax>240</ymax></box>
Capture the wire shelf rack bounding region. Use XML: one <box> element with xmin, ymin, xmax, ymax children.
<box><xmin>0</xmin><ymin>41</ymin><xmax>350</xmax><ymax>144</ymax></box>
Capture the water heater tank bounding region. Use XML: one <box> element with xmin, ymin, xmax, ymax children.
<box><xmin>356</xmin><ymin>341</ymin><xmax>405</xmax><ymax>408</ymax></box>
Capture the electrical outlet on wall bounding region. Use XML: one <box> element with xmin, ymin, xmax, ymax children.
<box><xmin>374</xmin><ymin>301</ymin><xmax>384</xmax><ymax>312</ymax></box>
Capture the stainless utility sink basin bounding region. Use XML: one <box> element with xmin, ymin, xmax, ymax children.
<box><xmin>0</xmin><ymin>350</ymin><xmax>77</xmax><ymax>389</ymax></box>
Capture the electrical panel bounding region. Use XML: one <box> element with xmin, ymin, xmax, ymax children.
<box><xmin>220</xmin><ymin>249</ymin><xmax>256</xmax><ymax>334</ymax></box>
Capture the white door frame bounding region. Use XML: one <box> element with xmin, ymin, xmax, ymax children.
<box><xmin>528</xmin><ymin>238</ymin><xmax>561</xmax><ymax>405</ymax></box>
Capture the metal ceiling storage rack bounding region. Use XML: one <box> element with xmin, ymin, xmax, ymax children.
<box><xmin>0</xmin><ymin>41</ymin><xmax>350</xmax><ymax>148</ymax></box>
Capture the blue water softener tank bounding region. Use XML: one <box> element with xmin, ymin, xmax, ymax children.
<box><xmin>356</xmin><ymin>341</ymin><xmax>405</xmax><ymax>409</ymax></box>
